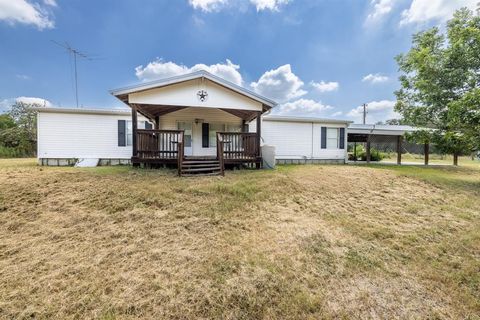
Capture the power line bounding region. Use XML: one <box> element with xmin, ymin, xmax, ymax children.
<box><xmin>51</xmin><ymin>40</ymin><xmax>92</xmax><ymax>108</ymax></box>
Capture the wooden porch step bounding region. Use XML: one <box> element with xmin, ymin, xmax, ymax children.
<box><xmin>181</xmin><ymin>166</ymin><xmax>222</xmax><ymax>173</ymax></box>
<box><xmin>179</xmin><ymin>157</ymin><xmax>223</xmax><ymax>177</ymax></box>
<box><xmin>182</xmin><ymin>160</ymin><xmax>219</xmax><ymax>165</ymax></box>
<box><xmin>182</xmin><ymin>163</ymin><xmax>220</xmax><ymax>168</ymax></box>
<box><xmin>182</xmin><ymin>172</ymin><xmax>223</xmax><ymax>177</ymax></box>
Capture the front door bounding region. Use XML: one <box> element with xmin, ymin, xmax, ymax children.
<box><xmin>177</xmin><ymin>122</ymin><xmax>193</xmax><ymax>156</ymax></box>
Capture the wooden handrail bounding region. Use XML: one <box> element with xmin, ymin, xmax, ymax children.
<box><xmin>135</xmin><ymin>129</ymin><xmax>184</xmax><ymax>161</ymax></box>
<box><xmin>137</xmin><ymin>129</ymin><xmax>183</xmax><ymax>133</ymax></box>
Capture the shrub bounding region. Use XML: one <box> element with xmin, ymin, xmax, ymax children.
<box><xmin>349</xmin><ymin>145</ymin><xmax>385</xmax><ymax>161</ymax></box>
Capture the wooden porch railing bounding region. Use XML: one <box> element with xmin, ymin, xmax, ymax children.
<box><xmin>136</xmin><ymin>129</ymin><xmax>184</xmax><ymax>161</ymax></box>
<box><xmin>216</xmin><ymin>133</ymin><xmax>225</xmax><ymax>176</ymax></box>
<box><xmin>216</xmin><ymin>132</ymin><xmax>259</xmax><ymax>161</ymax></box>
<box><xmin>177</xmin><ymin>132</ymin><xmax>184</xmax><ymax>176</ymax></box>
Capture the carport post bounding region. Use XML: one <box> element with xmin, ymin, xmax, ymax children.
<box><xmin>397</xmin><ymin>136</ymin><xmax>402</xmax><ymax>165</ymax></box>
<box><xmin>354</xmin><ymin>142</ymin><xmax>357</xmax><ymax>162</ymax></box>
<box><xmin>424</xmin><ymin>143</ymin><xmax>429</xmax><ymax>165</ymax></box>
<box><xmin>366</xmin><ymin>135</ymin><xmax>371</xmax><ymax>163</ymax></box>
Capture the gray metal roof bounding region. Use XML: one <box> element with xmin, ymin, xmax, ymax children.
<box><xmin>348</xmin><ymin>123</ymin><xmax>417</xmax><ymax>135</ymax></box>
<box><xmin>109</xmin><ymin>70</ymin><xmax>278</xmax><ymax>108</ymax></box>
<box><xmin>263</xmin><ymin>115</ymin><xmax>353</xmax><ymax>124</ymax></box>
<box><xmin>35</xmin><ymin>107</ymin><xmax>132</xmax><ymax>116</ymax></box>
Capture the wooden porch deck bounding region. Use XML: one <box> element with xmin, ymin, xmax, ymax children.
<box><xmin>132</xmin><ymin>129</ymin><xmax>262</xmax><ymax>175</ymax></box>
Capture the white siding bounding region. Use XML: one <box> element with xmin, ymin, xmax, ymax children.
<box><xmin>37</xmin><ymin>112</ymin><xmax>147</xmax><ymax>159</ymax></box>
<box><xmin>159</xmin><ymin>107</ymin><xmax>243</xmax><ymax>156</ymax></box>
<box><xmin>129</xmin><ymin>78</ymin><xmax>263</xmax><ymax>111</ymax></box>
<box><xmin>261</xmin><ymin>119</ymin><xmax>348</xmax><ymax>161</ymax></box>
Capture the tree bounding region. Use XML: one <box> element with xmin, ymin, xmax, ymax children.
<box><xmin>395</xmin><ymin>8</ymin><xmax>480</xmax><ymax>165</ymax></box>
<box><xmin>0</xmin><ymin>102</ymin><xmax>38</xmax><ymax>157</ymax></box>
<box><xmin>0</xmin><ymin>114</ymin><xmax>15</xmax><ymax>130</ymax></box>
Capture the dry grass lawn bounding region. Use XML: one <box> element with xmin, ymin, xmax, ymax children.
<box><xmin>0</xmin><ymin>159</ymin><xmax>479</xmax><ymax>319</ymax></box>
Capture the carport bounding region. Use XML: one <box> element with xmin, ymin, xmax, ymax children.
<box><xmin>347</xmin><ymin>124</ymin><xmax>424</xmax><ymax>164</ymax></box>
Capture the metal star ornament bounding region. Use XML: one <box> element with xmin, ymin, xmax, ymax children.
<box><xmin>197</xmin><ymin>90</ymin><xmax>208</xmax><ymax>102</ymax></box>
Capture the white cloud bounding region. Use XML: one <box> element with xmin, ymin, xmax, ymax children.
<box><xmin>250</xmin><ymin>64</ymin><xmax>306</xmax><ymax>102</ymax></box>
<box><xmin>15</xmin><ymin>74</ymin><xmax>31</xmax><ymax>80</ymax></box>
<box><xmin>43</xmin><ymin>0</ymin><xmax>57</xmax><ymax>7</ymax></box>
<box><xmin>188</xmin><ymin>0</ymin><xmax>227</xmax><ymax>12</ymax></box>
<box><xmin>135</xmin><ymin>59</ymin><xmax>243</xmax><ymax>86</ymax></box>
<box><xmin>362</xmin><ymin>73</ymin><xmax>389</xmax><ymax>84</ymax></box>
<box><xmin>366</xmin><ymin>0</ymin><xmax>395</xmax><ymax>23</ymax></box>
<box><xmin>250</xmin><ymin>0</ymin><xmax>291</xmax><ymax>11</ymax></box>
<box><xmin>0</xmin><ymin>0</ymin><xmax>55</xmax><ymax>30</ymax></box>
<box><xmin>401</xmin><ymin>0</ymin><xmax>477</xmax><ymax>25</ymax></box>
<box><xmin>188</xmin><ymin>0</ymin><xmax>291</xmax><ymax>12</ymax></box>
<box><xmin>16</xmin><ymin>96</ymin><xmax>53</xmax><ymax>107</ymax></box>
<box><xmin>347</xmin><ymin>100</ymin><xmax>399</xmax><ymax>123</ymax></box>
<box><xmin>331</xmin><ymin>111</ymin><xmax>343</xmax><ymax>117</ymax></box>
<box><xmin>0</xmin><ymin>96</ymin><xmax>52</xmax><ymax>112</ymax></box>
<box><xmin>310</xmin><ymin>80</ymin><xmax>339</xmax><ymax>93</ymax></box>
<box><xmin>273</xmin><ymin>98</ymin><xmax>333</xmax><ymax>116</ymax></box>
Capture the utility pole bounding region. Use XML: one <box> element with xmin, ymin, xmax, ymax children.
<box><xmin>362</xmin><ymin>103</ymin><xmax>368</xmax><ymax>124</ymax></box>
<box><xmin>52</xmin><ymin>41</ymin><xmax>91</xmax><ymax>108</ymax></box>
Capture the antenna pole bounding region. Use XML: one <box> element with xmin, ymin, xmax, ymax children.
<box><xmin>74</xmin><ymin>52</ymin><xmax>79</xmax><ymax>108</ymax></box>
<box><xmin>362</xmin><ymin>103</ymin><xmax>367</xmax><ymax>124</ymax></box>
<box><xmin>51</xmin><ymin>40</ymin><xmax>92</xmax><ymax>108</ymax></box>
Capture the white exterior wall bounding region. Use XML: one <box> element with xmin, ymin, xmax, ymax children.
<box><xmin>37</xmin><ymin>108</ymin><xmax>245</xmax><ymax>159</ymax></box>
<box><xmin>159</xmin><ymin>107</ymin><xmax>243</xmax><ymax>156</ymax></box>
<box><xmin>260</xmin><ymin>119</ymin><xmax>348</xmax><ymax>161</ymax></box>
<box><xmin>129</xmin><ymin>78</ymin><xmax>263</xmax><ymax>111</ymax></box>
<box><xmin>37</xmin><ymin>112</ymin><xmax>147</xmax><ymax>159</ymax></box>
<box><xmin>37</xmin><ymin>110</ymin><xmax>349</xmax><ymax>162</ymax></box>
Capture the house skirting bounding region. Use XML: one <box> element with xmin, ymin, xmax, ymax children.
<box><xmin>276</xmin><ymin>158</ymin><xmax>345</xmax><ymax>165</ymax></box>
<box><xmin>38</xmin><ymin>158</ymin><xmax>131</xmax><ymax>166</ymax></box>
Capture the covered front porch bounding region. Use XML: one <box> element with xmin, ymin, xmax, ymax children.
<box><xmin>111</xmin><ymin>70</ymin><xmax>276</xmax><ymax>175</ymax></box>
<box><xmin>131</xmin><ymin>105</ymin><xmax>263</xmax><ymax>175</ymax></box>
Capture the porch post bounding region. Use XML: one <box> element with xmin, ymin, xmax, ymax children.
<box><xmin>397</xmin><ymin>135</ymin><xmax>402</xmax><ymax>165</ymax></box>
<box><xmin>132</xmin><ymin>104</ymin><xmax>138</xmax><ymax>164</ymax></box>
<box><xmin>241</xmin><ymin>119</ymin><xmax>246</xmax><ymax>133</ymax></box>
<box><xmin>155</xmin><ymin>115</ymin><xmax>160</xmax><ymax>130</ymax></box>
<box><xmin>256</xmin><ymin>111</ymin><xmax>261</xmax><ymax>168</ymax></box>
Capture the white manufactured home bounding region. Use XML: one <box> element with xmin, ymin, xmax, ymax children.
<box><xmin>36</xmin><ymin>70</ymin><xmax>409</xmax><ymax>175</ymax></box>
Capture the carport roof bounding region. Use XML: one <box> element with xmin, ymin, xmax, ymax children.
<box><xmin>348</xmin><ymin>124</ymin><xmax>417</xmax><ymax>136</ymax></box>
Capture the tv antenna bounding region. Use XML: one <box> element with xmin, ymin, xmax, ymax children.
<box><xmin>362</xmin><ymin>103</ymin><xmax>368</xmax><ymax>124</ymax></box>
<box><xmin>51</xmin><ymin>40</ymin><xmax>92</xmax><ymax>108</ymax></box>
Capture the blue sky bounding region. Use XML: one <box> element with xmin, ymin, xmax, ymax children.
<box><xmin>0</xmin><ymin>0</ymin><xmax>476</xmax><ymax>123</ymax></box>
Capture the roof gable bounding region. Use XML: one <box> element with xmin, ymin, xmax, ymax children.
<box><xmin>110</xmin><ymin>70</ymin><xmax>277</xmax><ymax>109</ymax></box>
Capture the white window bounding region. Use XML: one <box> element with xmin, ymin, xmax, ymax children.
<box><xmin>177</xmin><ymin>122</ymin><xmax>192</xmax><ymax>147</ymax></box>
<box><xmin>126</xmin><ymin>121</ymin><xmax>146</xmax><ymax>146</ymax></box>
<box><xmin>327</xmin><ymin>128</ymin><xmax>339</xmax><ymax>149</ymax></box>
<box><xmin>209</xmin><ymin>123</ymin><xmax>225</xmax><ymax>147</ymax></box>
